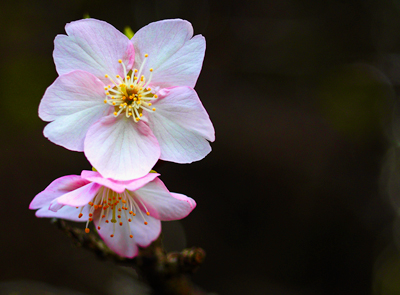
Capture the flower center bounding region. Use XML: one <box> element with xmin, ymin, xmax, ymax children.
<box><xmin>103</xmin><ymin>54</ymin><xmax>158</xmax><ymax>122</ymax></box>
<box><xmin>78</xmin><ymin>186</ymin><xmax>150</xmax><ymax>238</ymax></box>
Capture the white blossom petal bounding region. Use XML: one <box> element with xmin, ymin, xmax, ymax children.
<box><xmin>84</xmin><ymin>115</ymin><xmax>160</xmax><ymax>180</ymax></box>
<box><xmin>132</xmin><ymin>19</ymin><xmax>205</xmax><ymax>88</ymax></box>
<box><xmin>39</xmin><ymin>70</ymin><xmax>111</xmax><ymax>151</ymax></box>
<box><xmin>54</xmin><ymin>19</ymin><xmax>134</xmax><ymax>84</ymax></box>
<box><xmin>148</xmin><ymin>86</ymin><xmax>214</xmax><ymax>163</ymax></box>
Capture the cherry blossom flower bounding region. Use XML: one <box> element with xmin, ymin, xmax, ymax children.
<box><xmin>39</xmin><ymin>18</ymin><xmax>215</xmax><ymax>180</ymax></box>
<box><xmin>29</xmin><ymin>170</ymin><xmax>196</xmax><ymax>258</ymax></box>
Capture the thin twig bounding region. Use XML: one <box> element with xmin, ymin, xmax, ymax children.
<box><xmin>51</xmin><ymin>219</ymin><xmax>207</xmax><ymax>295</ymax></box>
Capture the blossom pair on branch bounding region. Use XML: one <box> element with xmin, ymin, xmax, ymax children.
<box><xmin>31</xmin><ymin>18</ymin><xmax>214</xmax><ymax>258</ymax></box>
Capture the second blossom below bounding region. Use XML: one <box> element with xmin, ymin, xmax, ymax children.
<box><xmin>29</xmin><ymin>170</ymin><xmax>196</xmax><ymax>258</ymax></box>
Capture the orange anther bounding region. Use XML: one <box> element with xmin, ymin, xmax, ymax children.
<box><xmin>144</xmin><ymin>221</ymin><xmax>148</xmax><ymax>225</ymax></box>
<box><xmin>85</xmin><ymin>228</ymin><xmax>90</xmax><ymax>233</ymax></box>
<box><xmin>146</xmin><ymin>212</ymin><xmax>150</xmax><ymax>216</ymax></box>
<box><xmin>105</xmin><ymin>220</ymin><xmax>109</xmax><ymax>223</ymax></box>
<box><xmin>97</xmin><ymin>226</ymin><xmax>101</xmax><ymax>230</ymax></box>
<box><xmin>118</xmin><ymin>215</ymin><xmax>121</xmax><ymax>219</ymax></box>
<box><xmin>110</xmin><ymin>234</ymin><xmax>114</xmax><ymax>237</ymax></box>
<box><xmin>119</xmin><ymin>222</ymin><xmax>123</xmax><ymax>226</ymax></box>
<box><xmin>94</xmin><ymin>205</ymin><xmax>99</xmax><ymax>210</ymax></box>
<box><xmin>102</xmin><ymin>214</ymin><xmax>105</xmax><ymax>218</ymax></box>
<box><xmin>89</xmin><ymin>218</ymin><xmax>93</xmax><ymax>222</ymax></box>
<box><xmin>130</xmin><ymin>235</ymin><xmax>133</xmax><ymax>238</ymax></box>
<box><xmin>88</xmin><ymin>202</ymin><xmax>93</xmax><ymax>206</ymax></box>
<box><xmin>89</xmin><ymin>213</ymin><xmax>93</xmax><ymax>217</ymax></box>
<box><xmin>129</xmin><ymin>211</ymin><xmax>133</xmax><ymax>214</ymax></box>
<box><xmin>128</xmin><ymin>219</ymin><xmax>132</xmax><ymax>222</ymax></box>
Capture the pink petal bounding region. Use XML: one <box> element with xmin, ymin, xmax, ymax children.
<box><xmin>36</xmin><ymin>204</ymin><xmax>89</xmax><ymax>222</ymax></box>
<box><xmin>94</xmin><ymin>214</ymin><xmax>139</xmax><ymax>258</ymax></box>
<box><xmin>54</xmin><ymin>18</ymin><xmax>134</xmax><ymax>85</ymax></box>
<box><xmin>39</xmin><ymin>70</ymin><xmax>111</xmax><ymax>151</ymax></box>
<box><xmin>30</xmin><ymin>175</ymin><xmax>89</xmax><ymax>209</ymax></box>
<box><xmin>56</xmin><ymin>182</ymin><xmax>101</xmax><ymax>207</ymax></box>
<box><xmin>132</xmin><ymin>19</ymin><xmax>205</xmax><ymax>88</ymax></box>
<box><xmin>93</xmin><ymin>210</ymin><xmax>160</xmax><ymax>257</ymax></box>
<box><xmin>84</xmin><ymin>114</ymin><xmax>160</xmax><ymax>180</ymax></box>
<box><xmin>134</xmin><ymin>178</ymin><xmax>196</xmax><ymax>221</ymax></box>
<box><xmin>127</xmin><ymin>212</ymin><xmax>161</xmax><ymax>247</ymax></box>
<box><xmin>147</xmin><ymin>86</ymin><xmax>214</xmax><ymax>163</ymax></box>
<box><xmin>48</xmin><ymin>199</ymin><xmax>65</xmax><ymax>212</ymax></box>
<box><xmin>80</xmin><ymin>170</ymin><xmax>160</xmax><ymax>193</ymax></box>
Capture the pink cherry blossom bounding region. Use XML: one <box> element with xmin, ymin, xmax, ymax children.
<box><xmin>39</xmin><ymin>18</ymin><xmax>215</xmax><ymax>180</ymax></box>
<box><xmin>29</xmin><ymin>170</ymin><xmax>196</xmax><ymax>258</ymax></box>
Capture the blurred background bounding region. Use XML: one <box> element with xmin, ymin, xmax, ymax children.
<box><xmin>2</xmin><ymin>0</ymin><xmax>400</xmax><ymax>294</ymax></box>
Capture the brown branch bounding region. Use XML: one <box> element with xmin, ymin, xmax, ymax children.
<box><xmin>51</xmin><ymin>219</ymin><xmax>208</xmax><ymax>295</ymax></box>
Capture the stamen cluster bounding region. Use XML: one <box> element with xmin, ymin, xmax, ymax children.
<box><xmin>80</xmin><ymin>186</ymin><xmax>150</xmax><ymax>238</ymax></box>
<box><xmin>103</xmin><ymin>55</ymin><xmax>157</xmax><ymax>122</ymax></box>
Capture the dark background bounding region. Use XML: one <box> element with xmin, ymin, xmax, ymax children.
<box><xmin>2</xmin><ymin>0</ymin><xmax>400</xmax><ymax>294</ymax></box>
